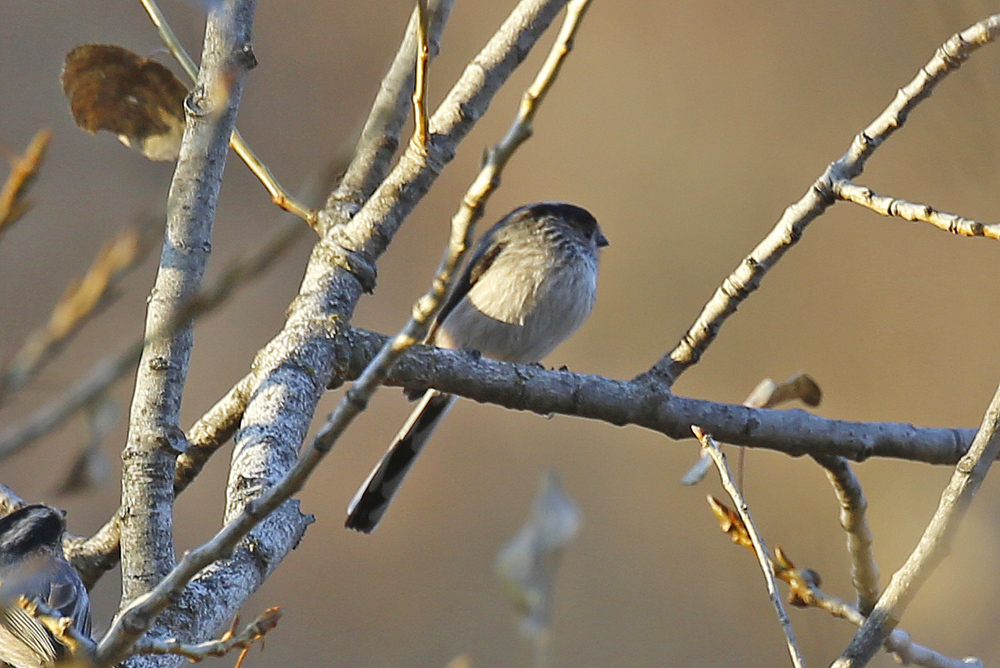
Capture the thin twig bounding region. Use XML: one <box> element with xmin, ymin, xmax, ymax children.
<box><xmin>131</xmin><ymin>607</ymin><xmax>281</xmax><ymax>662</ymax></box>
<box><xmin>695</xmin><ymin>427</ymin><xmax>805</xmax><ymax>668</ymax></box>
<box><xmin>0</xmin><ymin>129</ymin><xmax>50</xmax><ymax>239</ymax></box>
<box><xmin>323</xmin><ymin>0</ymin><xmax>454</xmax><ymax>231</ymax></box>
<box><xmin>833</xmin><ymin>180</ymin><xmax>1000</xmax><ymax>241</ymax></box>
<box><xmin>831</xmin><ymin>378</ymin><xmax>1000</xmax><ymax>668</ymax></box>
<box><xmin>645</xmin><ymin>14</ymin><xmax>1000</xmax><ymax>388</ymax></box>
<box><xmin>707</xmin><ymin>509</ymin><xmax>979</xmax><ymax>668</ymax></box>
<box><xmin>411</xmin><ymin>0</ymin><xmax>431</xmax><ymax>151</ymax></box>
<box><xmin>812</xmin><ymin>455</ymin><xmax>880</xmax><ymax>615</ymax></box>
<box><xmin>137</xmin><ymin>0</ymin><xmax>318</xmax><ymax>230</ymax></box>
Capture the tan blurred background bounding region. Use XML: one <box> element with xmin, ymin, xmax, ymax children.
<box><xmin>2</xmin><ymin>1</ymin><xmax>1000</xmax><ymax>666</ymax></box>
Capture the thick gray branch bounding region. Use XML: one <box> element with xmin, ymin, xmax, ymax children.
<box><xmin>115</xmin><ymin>0</ymin><xmax>258</xmax><ymax>664</ymax></box>
<box><xmin>337</xmin><ymin>328</ymin><xmax>975</xmax><ymax>466</ymax></box>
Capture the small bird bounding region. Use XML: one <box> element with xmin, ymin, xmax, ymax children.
<box><xmin>0</xmin><ymin>505</ymin><xmax>92</xmax><ymax>668</ymax></box>
<box><xmin>346</xmin><ymin>202</ymin><xmax>609</xmax><ymax>533</ymax></box>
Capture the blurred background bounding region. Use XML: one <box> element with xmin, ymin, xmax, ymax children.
<box><xmin>2</xmin><ymin>1</ymin><xmax>1000</xmax><ymax>666</ymax></box>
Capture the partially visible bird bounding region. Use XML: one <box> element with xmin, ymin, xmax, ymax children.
<box><xmin>0</xmin><ymin>505</ymin><xmax>92</xmax><ymax>668</ymax></box>
<box><xmin>346</xmin><ymin>202</ymin><xmax>609</xmax><ymax>533</ymax></box>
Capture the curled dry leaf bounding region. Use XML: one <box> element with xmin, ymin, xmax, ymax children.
<box><xmin>744</xmin><ymin>374</ymin><xmax>822</xmax><ymax>410</ymax></box>
<box><xmin>62</xmin><ymin>44</ymin><xmax>188</xmax><ymax>162</ymax></box>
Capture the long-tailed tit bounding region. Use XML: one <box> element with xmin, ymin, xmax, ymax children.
<box><xmin>346</xmin><ymin>202</ymin><xmax>608</xmax><ymax>533</ymax></box>
<box><xmin>0</xmin><ymin>505</ymin><xmax>92</xmax><ymax>668</ymax></box>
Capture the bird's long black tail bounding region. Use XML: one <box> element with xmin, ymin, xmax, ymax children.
<box><xmin>345</xmin><ymin>390</ymin><xmax>456</xmax><ymax>533</ymax></box>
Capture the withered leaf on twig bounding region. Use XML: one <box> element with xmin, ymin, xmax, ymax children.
<box><xmin>62</xmin><ymin>44</ymin><xmax>188</xmax><ymax>162</ymax></box>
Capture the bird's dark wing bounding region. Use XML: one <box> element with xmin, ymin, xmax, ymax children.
<box><xmin>45</xmin><ymin>563</ymin><xmax>91</xmax><ymax>638</ymax></box>
<box><xmin>427</xmin><ymin>229</ymin><xmax>507</xmax><ymax>343</ymax></box>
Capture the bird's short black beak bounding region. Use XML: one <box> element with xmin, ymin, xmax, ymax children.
<box><xmin>596</xmin><ymin>232</ymin><xmax>610</xmax><ymax>248</ymax></box>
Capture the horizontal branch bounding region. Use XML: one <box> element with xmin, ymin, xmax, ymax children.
<box><xmin>337</xmin><ymin>328</ymin><xmax>976</xmax><ymax>466</ymax></box>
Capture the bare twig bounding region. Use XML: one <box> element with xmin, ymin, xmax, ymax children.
<box><xmin>0</xmin><ymin>129</ymin><xmax>49</xmax><ymax>239</ymax></box>
<box><xmin>812</xmin><ymin>455</ymin><xmax>880</xmax><ymax>615</ymax></box>
<box><xmin>645</xmin><ymin>14</ymin><xmax>1000</xmax><ymax>388</ymax></box>
<box><xmin>831</xmin><ymin>378</ymin><xmax>1000</xmax><ymax>668</ymax></box>
<box><xmin>695</xmin><ymin>427</ymin><xmax>805</xmax><ymax>668</ymax></box>
<box><xmin>411</xmin><ymin>0</ymin><xmax>431</xmax><ymax>150</ymax></box>
<box><xmin>131</xmin><ymin>607</ymin><xmax>281</xmax><ymax>663</ymax></box>
<box><xmin>138</xmin><ymin>0</ymin><xmax>318</xmax><ymax>230</ymax></box>
<box><xmin>708</xmin><ymin>500</ymin><xmax>979</xmax><ymax>668</ymax></box>
<box><xmin>322</xmin><ymin>0</ymin><xmax>454</xmax><ymax>231</ymax></box>
<box><xmin>833</xmin><ymin>180</ymin><xmax>1000</xmax><ymax>240</ymax></box>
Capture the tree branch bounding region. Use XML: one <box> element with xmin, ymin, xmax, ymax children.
<box><xmin>338</xmin><ymin>327</ymin><xmax>976</xmax><ymax>465</ymax></box>
<box><xmin>118</xmin><ymin>0</ymin><xmax>258</xmax><ymax>640</ymax></box>
<box><xmin>645</xmin><ymin>13</ymin><xmax>1000</xmax><ymax>388</ymax></box>
<box><xmin>697</xmin><ymin>428</ymin><xmax>805</xmax><ymax>668</ymax></box>
<box><xmin>830</xmin><ymin>378</ymin><xmax>1000</xmax><ymax>668</ymax></box>
<box><xmin>813</xmin><ymin>455</ymin><xmax>880</xmax><ymax>615</ymax></box>
<box><xmin>833</xmin><ymin>180</ymin><xmax>1000</xmax><ymax>240</ymax></box>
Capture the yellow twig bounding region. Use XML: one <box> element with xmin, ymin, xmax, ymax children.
<box><xmin>137</xmin><ymin>0</ymin><xmax>319</xmax><ymax>231</ymax></box>
<box><xmin>411</xmin><ymin>0</ymin><xmax>431</xmax><ymax>151</ymax></box>
<box><xmin>0</xmin><ymin>129</ymin><xmax>50</xmax><ymax>238</ymax></box>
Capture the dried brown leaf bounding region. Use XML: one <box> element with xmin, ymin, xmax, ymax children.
<box><xmin>62</xmin><ymin>44</ymin><xmax>187</xmax><ymax>161</ymax></box>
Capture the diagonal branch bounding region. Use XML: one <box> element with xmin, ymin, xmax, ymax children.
<box><xmin>696</xmin><ymin>427</ymin><xmax>805</xmax><ymax>668</ymax></box>
<box><xmin>830</xmin><ymin>379</ymin><xmax>1000</xmax><ymax>668</ymax></box>
<box><xmin>644</xmin><ymin>14</ymin><xmax>1000</xmax><ymax>388</ymax></box>
<box><xmin>0</xmin><ymin>129</ymin><xmax>50</xmax><ymax>240</ymax></box>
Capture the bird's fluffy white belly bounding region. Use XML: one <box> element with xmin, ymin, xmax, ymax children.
<box><xmin>436</xmin><ymin>255</ymin><xmax>597</xmax><ymax>363</ymax></box>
